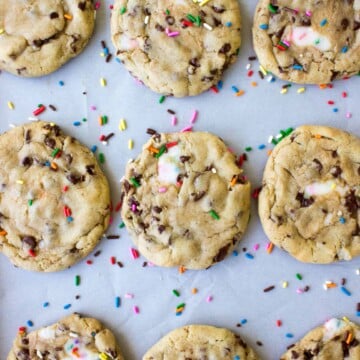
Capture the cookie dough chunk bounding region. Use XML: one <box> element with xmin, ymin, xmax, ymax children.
<box><xmin>111</xmin><ymin>0</ymin><xmax>241</xmax><ymax>97</ymax></box>
<box><xmin>0</xmin><ymin>0</ymin><xmax>95</xmax><ymax>77</ymax></box>
<box><xmin>253</xmin><ymin>0</ymin><xmax>360</xmax><ymax>84</ymax></box>
<box><xmin>281</xmin><ymin>318</ymin><xmax>360</xmax><ymax>359</ymax></box>
<box><xmin>259</xmin><ymin>125</ymin><xmax>360</xmax><ymax>264</ymax></box>
<box><xmin>121</xmin><ymin>132</ymin><xmax>250</xmax><ymax>269</ymax></box>
<box><xmin>143</xmin><ymin>324</ymin><xmax>259</xmax><ymax>360</ymax></box>
<box><xmin>7</xmin><ymin>313</ymin><xmax>124</xmax><ymax>360</ymax></box>
<box><xmin>0</xmin><ymin>121</ymin><xmax>110</xmax><ymax>272</ymax></box>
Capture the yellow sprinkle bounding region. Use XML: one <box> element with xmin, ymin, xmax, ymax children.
<box><xmin>191</xmin><ymin>288</ymin><xmax>198</xmax><ymax>294</ymax></box>
<box><xmin>282</xmin><ymin>281</ymin><xmax>288</xmax><ymax>288</ymax></box>
<box><xmin>99</xmin><ymin>353</ymin><xmax>109</xmax><ymax>360</ymax></box>
<box><xmin>0</xmin><ymin>29</ymin><xmax>4</xmax><ymax>35</ymax></box>
<box><xmin>199</xmin><ymin>0</ymin><xmax>211</xmax><ymax>6</ymax></box>
<box><xmin>7</xmin><ymin>101</ymin><xmax>14</xmax><ymax>110</ymax></box>
<box><xmin>119</xmin><ymin>118</ymin><xmax>127</xmax><ymax>131</ymax></box>
<box><xmin>259</xmin><ymin>65</ymin><xmax>268</xmax><ymax>76</ymax></box>
<box><xmin>16</xmin><ymin>180</ymin><xmax>24</xmax><ymax>185</ymax></box>
<box><xmin>128</xmin><ymin>139</ymin><xmax>133</xmax><ymax>150</ymax></box>
<box><xmin>100</xmin><ymin>52</ymin><xmax>105</xmax><ymax>57</ymax></box>
<box><xmin>100</xmin><ymin>78</ymin><xmax>107</xmax><ymax>87</ymax></box>
<box><xmin>280</xmin><ymin>88</ymin><xmax>288</xmax><ymax>95</ymax></box>
<box><xmin>342</xmin><ymin>316</ymin><xmax>350</xmax><ymax>323</ymax></box>
<box><xmin>331</xmin><ymin>183</ymin><xmax>336</xmax><ymax>189</ymax></box>
<box><xmin>64</xmin><ymin>13</ymin><xmax>72</xmax><ymax>20</ymax></box>
<box><xmin>297</xmin><ymin>87</ymin><xmax>306</xmax><ymax>94</ymax></box>
<box><xmin>251</xmin><ymin>81</ymin><xmax>258</xmax><ymax>87</ymax></box>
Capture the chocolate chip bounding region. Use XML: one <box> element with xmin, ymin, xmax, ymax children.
<box><xmin>78</xmin><ymin>1</ymin><xmax>86</xmax><ymax>10</ymax></box>
<box><xmin>189</xmin><ymin>58</ymin><xmax>201</xmax><ymax>67</ymax></box>
<box><xmin>219</xmin><ymin>43</ymin><xmax>231</xmax><ymax>54</ymax></box>
<box><xmin>211</xmin><ymin>5</ymin><xmax>225</xmax><ymax>13</ymax></box>
<box><xmin>354</xmin><ymin>21</ymin><xmax>360</xmax><ymax>31</ymax></box>
<box><xmin>155</xmin><ymin>23</ymin><xmax>165</xmax><ymax>32</ymax></box>
<box><xmin>50</xmin><ymin>12</ymin><xmax>59</xmax><ymax>19</ymax></box>
<box><xmin>213</xmin><ymin>244</ymin><xmax>230</xmax><ymax>263</ymax></box>
<box><xmin>331</xmin><ymin>71</ymin><xmax>340</xmax><ymax>82</ymax></box>
<box><xmin>291</xmin><ymin>350</ymin><xmax>299</xmax><ymax>359</ymax></box>
<box><xmin>180</xmin><ymin>155</ymin><xmax>191</xmax><ymax>163</ymax></box>
<box><xmin>165</xmin><ymin>15</ymin><xmax>175</xmax><ymax>25</ymax></box>
<box><xmin>44</xmin><ymin>137</ymin><xmax>56</xmax><ymax>149</ymax></box>
<box><xmin>153</xmin><ymin>206</ymin><xmax>162</xmax><ymax>213</ymax></box>
<box><xmin>22</xmin><ymin>236</ymin><xmax>36</xmax><ymax>249</ymax></box>
<box><xmin>300</xmin><ymin>17</ymin><xmax>311</xmax><ymax>26</ymax></box>
<box><xmin>312</xmin><ymin>158</ymin><xmax>322</xmax><ymax>172</ymax></box>
<box><xmin>22</xmin><ymin>156</ymin><xmax>33</xmax><ymax>167</ymax></box>
<box><xmin>17</xmin><ymin>349</ymin><xmax>30</xmax><ymax>360</ymax></box>
<box><xmin>330</xmin><ymin>165</ymin><xmax>342</xmax><ymax>178</ymax></box>
<box><xmin>296</xmin><ymin>192</ymin><xmax>314</xmax><ymax>207</ymax></box>
<box><xmin>192</xmin><ymin>191</ymin><xmax>206</xmax><ymax>201</ymax></box>
<box><xmin>345</xmin><ymin>190</ymin><xmax>359</xmax><ymax>216</ymax></box>
<box><xmin>86</xmin><ymin>165</ymin><xmax>95</xmax><ymax>175</ymax></box>
<box><xmin>123</xmin><ymin>180</ymin><xmax>131</xmax><ymax>193</ymax></box>
<box><xmin>146</xmin><ymin>128</ymin><xmax>158</xmax><ymax>135</ymax></box>
<box><xmin>33</xmin><ymin>39</ymin><xmax>44</xmax><ymax>47</ymax></box>
<box><xmin>341</xmin><ymin>18</ymin><xmax>349</xmax><ymax>30</ymax></box>
<box><xmin>342</xmin><ymin>341</ymin><xmax>350</xmax><ymax>357</ymax></box>
<box><xmin>332</xmin><ymin>150</ymin><xmax>338</xmax><ymax>158</ymax></box>
<box><xmin>66</xmin><ymin>173</ymin><xmax>84</xmax><ymax>184</ymax></box>
<box><xmin>65</xmin><ymin>154</ymin><xmax>73</xmax><ymax>164</ymax></box>
<box><xmin>212</xmin><ymin>16</ymin><xmax>221</xmax><ymax>27</ymax></box>
<box><xmin>158</xmin><ymin>225</ymin><xmax>165</xmax><ymax>233</ymax></box>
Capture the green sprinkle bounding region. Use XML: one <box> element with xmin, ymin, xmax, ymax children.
<box><xmin>186</xmin><ymin>14</ymin><xmax>196</xmax><ymax>23</ymax></box>
<box><xmin>296</xmin><ymin>273</ymin><xmax>302</xmax><ymax>280</ymax></box>
<box><xmin>99</xmin><ymin>153</ymin><xmax>105</xmax><ymax>164</ymax></box>
<box><xmin>120</xmin><ymin>6</ymin><xmax>126</xmax><ymax>14</ymax></box>
<box><xmin>155</xmin><ymin>145</ymin><xmax>166</xmax><ymax>158</ymax></box>
<box><xmin>195</xmin><ymin>16</ymin><xmax>201</xmax><ymax>26</ymax></box>
<box><xmin>119</xmin><ymin>222</ymin><xmax>125</xmax><ymax>228</ymax></box>
<box><xmin>245</xmin><ymin>146</ymin><xmax>252</xmax><ymax>152</ymax></box>
<box><xmin>101</xmin><ymin>115</ymin><xmax>108</xmax><ymax>125</ymax></box>
<box><xmin>130</xmin><ymin>177</ymin><xmax>140</xmax><ymax>188</ymax></box>
<box><xmin>209</xmin><ymin>209</ymin><xmax>220</xmax><ymax>220</ymax></box>
<box><xmin>159</xmin><ymin>95</ymin><xmax>166</xmax><ymax>104</ymax></box>
<box><xmin>75</xmin><ymin>275</ymin><xmax>80</xmax><ymax>286</ymax></box>
<box><xmin>285</xmin><ymin>127</ymin><xmax>294</xmax><ymax>135</ymax></box>
<box><xmin>172</xmin><ymin>289</ymin><xmax>180</xmax><ymax>297</ymax></box>
<box><xmin>51</xmin><ymin>148</ymin><xmax>60</xmax><ymax>157</ymax></box>
<box><xmin>82</xmin><ymin>118</ymin><xmax>87</xmax><ymax>122</ymax></box>
<box><xmin>314</xmin><ymin>38</ymin><xmax>320</xmax><ymax>45</ymax></box>
<box><xmin>166</xmin><ymin>9</ymin><xmax>170</xmax><ymax>15</ymax></box>
<box><xmin>38</xmin><ymin>104</ymin><xmax>43</xmax><ymax>107</ymax></box>
<box><xmin>176</xmin><ymin>303</ymin><xmax>185</xmax><ymax>309</ymax></box>
<box><xmin>28</xmin><ymin>199</ymin><xmax>33</xmax><ymax>206</ymax></box>
<box><xmin>271</xmin><ymin>138</ymin><xmax>278</xmax><ymax>145</ymax></box>
<box><xmin>268</xmin><ymin>4</ymin><xmax>278</xmax><ymax>13</ymax></box>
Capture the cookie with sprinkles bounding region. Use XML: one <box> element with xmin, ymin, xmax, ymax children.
<box><xmin>111</xmin><ymin>0</ymin><xmax>242</xmax><ymax>97</ymax></box>
<box><xmin>7</xmin><ymin>313</ymin><xmax>124</xmax><ymax>360</ymax></box>
<box><xmin>281</xmin><ymin>318</ymin><xmax>360</xmax><ymax>359</ymax></box>
<box><xmin>252</xmin><ymin>0</ymin><xmax>360</xmax><ymax>84</ymax></box>
<box><xmin>0</xmin><ymin>0</ymin><xmax>95</xmax><ymax>77</ymax></box>
<box><xmin>0</xmin><ymin>121</ymin><xmax>110</xmax><ymax>272</ymax></box>
<box><xmin>143</xmin><ymin>324</ymin><xmax>259</xmax><ymax>359</ymax></box>
<box><xmin>121</xmin><ymin>131</ymin><xmax>251</xmax><ymax>269</ymax></box>
<box><xmin>259</xmin><ymin>125</ymin><xmax>360</xmax><ymax>264</ymax></box>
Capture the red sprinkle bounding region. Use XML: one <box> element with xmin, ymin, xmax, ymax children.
<box><xmin>115</xmin><ymin>202</ymin><xmax>122</xmax><ymax>212</ymax></box>
<box><xmin>63</xmin><ymin>206</ymin><xmax>72</xmax><ymax>217</ymax></box>
<box><xmin>33</xmin><ymin>105</ymin><xmax>46</xmax><ymax>116</ymax></box>
<box><xmin>276</xmin><ymin>320</ymin><xmax>282</xmax><ymax>327</ymax></box>
<box><xmin>342</xmin><ymin>92</ymin><xmax>347</xmax><ymax>98</ymax></box>
<box><xmin>28</xmin><ymin>249</ymin><xmax>36</xmax><ymax>257</ymax></box>
<box><xmin>247</xmin><ymin>70</ymin><xmax>254</xmax><ymax>77</ymax></box>
<box><xmin>130</xmin><ymin>248</ymin><xmax>140</xmax><ymax>259</ymax></box>
<box><xmin>210</xmin><ymin>86</ymin><xmax>219</xmax><ymax>93</ymax></box>
<box><xmin>252</xmin><ymin>187</ymin><xmax>261</xmax><ymax>199</ymax></box>
<box><xmin>110</xmin><ymin>256</ymin><xmax>116</xmax><ymax>265</ymax></box>
<box><xmin>99</xmin><ymin>135</ymin><xmax>106</xmax><ymax>141</ymax></box>
<box><xmin>166</xmin><ymin>141</ymin><xmax>178</xmax><ymax>149</ymax></box>
<box><xmin>63</xmin><ymin>186</ymin><xmax>69</xmax><ymax>192</ymax></box>
<box><xmin>327</xmin><ymin>100</ymin><xmax>334</xmax><ymax>105</ymax></box>
<box><xmin>86</xmin><ymin>260</ymin><xmax>93</xmax><ymax>265</ymax></box>
<box><xmin>18</xmin><ymin>326</ymin><xmax>26</xmax><ymax>333</ymax></box>
<box><xmin>181</xmin><ymin>20</ymin><xmax>193</xmax><ymax>27</ymax></box>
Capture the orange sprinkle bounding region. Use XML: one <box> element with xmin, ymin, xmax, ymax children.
<box><xmin>98</xmin><ymin>116</ymin><xmax>103</xmax><ymax>126</ymax></box>
<box><xmin>251</xmin><ymin>82</ymin><xmax>258</xmax><ymax>87</ymax></box>
<box><xmin>178</xmin><ymin>265</ymin><xmax>186</xmax><ymax>274</ymax></box>
<box><xmin>346</xmin><ymin>332</ymin><xmax>353</xmax><ymax>345</ymax></box>
<box><xmin>319</xmin><ymin>84</ymin><xmax>327</xmax><ymax>89</ymax></box>
<box><xmin>326</xmin><ymin>282</ymin><xmax>337</xmax><ymax>289</ymax></box>
<box><xmin>64</xmin><ymin>13</ymin><xmax>73</xmax><ymax>20</ymax></box>
<box><xmin>148</xmin><ymin>145</ymin><xmax>159</xmax><ymax>154</ymax></box>
<box><xmin>266</xmin><ymin>242</ymin><xmax>274</xmax><ymax>254</ymax></box>
<box><xmin>50</xmin><ymin>162</ymin><xmax>58</xmax><ymax>170</ymax></box>
<box><xmin>267</xmin><ymin>149</ymin><xmax>272</xmax><ymax>156</ymax></box>
<box><xmin>192</xmin><ymin>288</ymin><xmax>198</xmax><ymax>294</ymax></box>
<box><xmin>0</xmin><ymin>230</ymin><xmax>7</xmax><ymax>236</ymax></box>
<box><xmin>230</xmin><ymin>175</ymin><xmax>237</xmax><ymax>187</ymax></box>
<box><xmin>314</xmin><ymin>134</ymin><xmax>322</xmax><ymax>139</ymax></box>
<box><xmin>236</xmin><ymin>90</ymin><xmax>245</xmax><ymax>97</ymax></box>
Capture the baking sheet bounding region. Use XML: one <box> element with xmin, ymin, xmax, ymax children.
<box><xmin>1</xmin><ymin>1</ymin><xmax>360</xmax><ymax>359</ymax></box>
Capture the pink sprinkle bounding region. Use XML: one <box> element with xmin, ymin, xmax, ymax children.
<box><xmin>206</xmin><ymin>296</ymin><xmax>213</xmax><ymax>303</ymax></box>
<box><xmin>265</xmin><ymin>242</ymin><xmax>272</xmax><ymax>251</ymax></box>
<box><xmin>282</xmin><ymin>40</ymin><xmax>290</xmax><ymax>47</ymax></box>
<box><xmin>342</xmin><ymin>92</ymin><xmax>347</xmax><ymax>98</ymax></box>
<box><xmin>181</xmin><ymin>125</ymin><xmax>193</xmax><ymax>133</ymax></box>
<box><xmin>131</xmin><ymin>204</ymin><xmax>137</xmax><ymax>212</ymax></box>
<box><xmin>253</xmin><ymin>243</ymin><xmax>260</xmax><ymax>251</ymax></box>
<box><xmin>133</xmin><ymin>306</ymin><xmax>140</xmax><ymax>314</ymax></box>
<box><xmin>94</xmin><ymin>1</ymin><xmax>101</xmax><ymax>10</ymax></box>
<box><xmin>148</xmin><ymin>262</ymin><xmax>155</xmax><ymax>267</ymax></box>
<box><xmin>130</xmin><ymin>248</ymin><xmax>139</xmax><ymax>259</ymax></box>
<box><xmin>168</xmin><ymin>31</ymin><xmax>180</xmax><ymax>37</ymax></box>
<box><xmin>171</xmin><ymin>115</ymin><xmax>177</xmax><ymax>126</ymax></box>
<box><xmin>305</xmin><ymin>10</ymin><xmax>312</xmax><ymax>16</ymax></box>
<box><xmin>125</xmin><ymin>293</ymin><xmax>134</xmax><ymax>299</ymax></box>
<box><xmin>346</xmin><ymin>112</ymin><xmax>352</xmax><ymax>118</ymax></box>
<box><xmin>158</xmin><ymin>187</ymin><xmax>167</xmax><ymax>193</ymax></box>
<box><xmin>296</xmin><ymin>288</ymin><xmax>304</xmax><ymax>294</ymax></box>
<box><xmin>190</xmin><ymin>110</ymin><xmax>198</xmax><ymax>124</ymax></box>
<box><xmin>299</xmin><ymin>33</ymin><xmax>307</xmax><ymax>40</ymax></box>
<box><xmin>90</xmin><ymin>105</ymin><xmax>97</xmax><ymax>111</ymax></box>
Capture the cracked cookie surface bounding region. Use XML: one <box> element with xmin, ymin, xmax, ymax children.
<box><xmin>7</xmin><ymin>313</ymin><xmax>124</xmax><ymax>360</ymax></box>
<box><xmin>259</xmin><ymin>125</ymin><xmax>360</xmax><ymax>264</ymax></box>
<box><xmin>143</xmin><ymin>324</ymin><xmax>259</xmax><ymax>360</ymax></box>
<box><xmin>121</xmin><ymin>132</ymin><xmax>250</xmax><ymax>269</ymax></box>
<box><xmin>111</xmin><ymin>0</ymin><xmax>241</xmax><ymax>97</ymax></box>
<box><xmin>281</xmin><ymin>318</ymin><xmax>360</xmax><ymax>359</ymax></box>
<box><xmin>0</xmin><ymin>0</ymin><xmax>95</xmax><ymax>77</ymax></box>
<box><xmin>0</xmin><ymin>121</ymin><xmax>110</xmax><ymax>272</ymax></box>
<box><xmin>253</xmin><ymin>0</ymin><xmax>360</xmax><ymax>84</ymax></box>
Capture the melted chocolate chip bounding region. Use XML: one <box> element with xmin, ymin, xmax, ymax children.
<box><xmin>22</xmin><ymin>156</ymin><xmax>33</xmax><ymax>167</ymax></box>
<box><xmin>17</xmin><ymin>349</ymin><xmax>30</xmax><ymax>360</ymax></box>
<box><xmin>192</xmin><ymin>191</ymin><xmax>206</xmax><ymax>201</ymax></box>
<box><xmin>354</xmin><ymin>21</ymin><xmax>360</xmax><ymax>31</ymax></box>
<box><xmin>213</xmin><ymin>243</ymin><xmax>230</xmax><ymax>263</ymax></box>
<box><xmin>300</xmin><ymin>17</ymin><xmax>311</xmax><ymax>26</ymax></box>
<box><xmin>341</xmin><ymin>18</ymin><xmax>349</xmax><ymax>30</ymax></box>
<box><xmin>22</xmin><ymin>236</ymin><xmax>36</xmax><ymax>249</ymax></box>
<box><xmin>44</xmin><ymin>137</ymin><xmax>56</xmax><ymax>149</ymax></box>
<box><xmin>180</xmin><ymin>155</ymin><xmax>191</xmax><ymax>163</ymax></box>
<box><xmin>312</xmin><ymin>158</ymin><xmax>323</xmax><ymax>172</ymax></box>
<box><xmin>330</xmin><ymin>165</ymin><xmax>342</xmax><ymax>178</ymax></box>
<box><xmin>78</xmin><ymin>1</ymin><xmax>86</xmax><ymax>10</ymax></box>
<box><xmin>296</xmin><ymin>192</ymin><xmax>314</xmax><ymax>207</ymax></box>
<box><xmin>219</xmin><ymin>43</ymin><xmax>231</xmax><ymax>54</ymax></box>
<box><xmin>211</xmin><ymin>5</ymin><xmax>225</xmax><ymax>13</ymax></box>
<box><xmin>66</xmin><ymin>173</ymin><xmax>84</xmax><ymax>184</ymax></box>
<box><xmin>332</xmin><ymin>150</ymin><xmax>338</xmax><ymax>158</ymax></box>
<box><xmin>65</xmin><ymin>154</ymin><xmax>73</xmax><ymax>164</ymax></box>
<box><xmin>123</xmin><ymin>180</ymin><xmax>131</xmax><ymax>193</ymax></box>
<box><xmin>291</xmin><ymin>350</ymin><xmax>300</xmax><ymax>359</ymax></box>
<box><xmin>158</xmin><ymin>225</ymin><xmax>165</xmax><ymax>233</ymax></box>
<box><xmin>165</xmin><ymin>15</ymin><xmax>175</xmax><ymax>25</ymax></box>
<box><xmin>344</xmin><ymin>190</ymin><xmax>359</xmax><ymax>216</ymax></box>
<box><xmin>155</xmin><ymin>23</ymin><xmax>165</xmax><ymax>32</ymax></box>
<box><xmin>189</xmin><ymin>58</ymin><xmax>201</xmax><ymax>67</ymax></box>
<box><xmin>50</xmin><ymin>12</ymin><xmax>59</xmax><ymax>19</ymax></box>
<box><xmin>86</xmin><ymin>165</ymin><xmax>95</xmax><ymax>175</ymax></box>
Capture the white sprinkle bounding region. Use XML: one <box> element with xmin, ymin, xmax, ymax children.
<box><xmin>69</xmin><ymin>332</ymin><xmax>79</xmax><ymax>338</ymax></box>
<box><xmin>144</xmin><ymin>15</ymin><xmax>149</xmax><ymax>24</ymax></box>
<box><xmin>203</xmin><ymin>23</ymin><xmax>213</xmax><ymax>31</ymax></box>
<box><xmin>211</xmin><ymin>168</ymin><xmax>217</xmax><ymax>174</ymax></box>
<box><xmin>356</xmin><ymin>269</ymin><xmax>360</xmax><ymax>275</ymax></box>
<box><xmin>246</xmin><ymin>63</ymin><xmax>251</xmax><ymax>70</ymax></box>
<box><xmin>268</xmin><ymin>135</ymin><xmax>274</xmax><ymax>143</ymax></box>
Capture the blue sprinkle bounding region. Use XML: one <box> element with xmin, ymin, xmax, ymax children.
<box><xmin>333</xmin><ymin>108</ymin><xmax>338</xmax><ymax>113</ymax></box>
<box><xmin>67</xmin><ymin>216</ymin><xmax>74</xmax><ymax>223</ymax></box>
<box><xmin>233</xmin><ymin>250</ymin><xmax>238</xmax><ymax>256</ymax></box>
<box><xmin>217</xmin><ymin>80</ymin><xmax>223</xmax><ymax>89</ymax></box>
<box><xmin>340</xmin><ymin>286</ymin><xmax>351</xmax><ymax>296</ymax></box>
<box><xmin>286</xmin><ymin>333</ymin><xmax>294</xmax><ymax>338</ymax></box>
<box><xmin>90</xmin><ymin>145</ymin><xmax>98</xmax><ymax>153</ymax></box>
<box><xmin>320</xmin><ymin>18</ymin><xmax>328</xmax><ymax>27</ymax></box>
<box><xmin>225</xmin><ymin>22</ymin><xmax>232</xmax><ymax>27</ymax></box>
<box><xmin>245</xmin><ymin>253</ymin><xmax>254</xmax><ymax>259</ymax></box>
<box><xmin>357</xmin><ymin>311</ymin><xmax>360</xmax><ymax>317</ymax></box>
<box><xmin>73</xmin><ymin>121</ymin><xmax>81</xmax><ymax>127</ymax></box>
<box><xmin>339</xmin><ymin>217</ymin><xmax>346</xmax><ymax>224</ymax></box>
<box><xmin>116</xmin><ymin>57</ymin><xmax>121</xmax><ymax>63</ymax></box>
<box><xmin>176</xmin><ymin>312</ymin><xmax>182</xmax><ymax>316</ymax></box>
<box><xmin>58</xmin><ymin>80</ymin><xmax>64</xmax><ymax>86</ymax></box>
<box><xmin>115</xmin><ymin>296</ymin><xmax>121</xmax><ymax>308</ymax></box>
<box><xmin>234</xmin><ymin>356</ymin><xmax>240</xmax><ymax>360</ymax></box>
<box><xmin>231</xmin><ymin>85</ymin><xmax>239</xmax><ymax>93</ymax></box>
<box><xmin>27</xmin><ymin>320</ymin><xmax>33</xmax><ymax>327</ymax></box>
<box><xmin>240</xmin><ymin>319</ymin><xmax>247</xmax><ymax>325</ymax></box>
<box><xmin>341</xmin><ymin>46</ymin><xmax>348</xmax><ymax>53</ymax></box>
<box><xmin>292</xmin><ymin>64</ymin><xmax>303</xmax><ymax>70</ymax></box>
<box><xmin>63</xmin><ymin>303</ymin><xmax>72</xmax><ymax>310</ymax></box>
<box><xmin>258</xmin><ymin>144</ymin><xmax>266</xmax><ymax>150</ymax></box>
<box><xmin>104</xmin><ymin>47</ymin><xmax>109</xmax><ymax>56</ymax></box>
<box><xmin>43</xmin><ymin>302</ymin><xmax>49</xmax><ymax>308</ymax></box>
<box><xmin>259</xmin><ymin>24</ymin><xmax>269</xmax><ymax>30</ymax></box>
<box><xmin>44</xmin><ymin>161</ymin><xmax>50</xmax><ymax>167</ymax></box>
